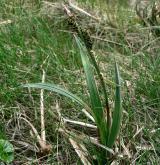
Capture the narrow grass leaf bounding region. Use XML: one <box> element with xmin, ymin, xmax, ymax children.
<box><xmin>86</xmin><ymin>50</ymin><xmax>111</xmax><ymax>142</ymax></box>
<box><xmin>87</xmin><ymin>51</ymin><xmax>109</xmax><ymax>111</ymax></box>
<box><xmin>23</xmin><ymin>83</ymin><xmax>90</xmax><ymax>111</ymax></box>
<box><xmin>108</xmin><ymin>62</ymin><xmax>122</xmax><ymax>147</ymax></box>
<box><xmin>75</xmin><ymin>35</ymin><xmax>107</xmax><ymax>145</ymax></box>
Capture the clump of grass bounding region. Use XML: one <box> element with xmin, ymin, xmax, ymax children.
<box><xmin>23</xmin><ymin>34</ymin><xmax>122</xmax><ymax>164</ymax></box>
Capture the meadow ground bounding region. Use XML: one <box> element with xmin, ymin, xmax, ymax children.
<box><xmin>0</xmin><ymin>0</ymin><xmax>160</xmax><ymax>164</ymax></box>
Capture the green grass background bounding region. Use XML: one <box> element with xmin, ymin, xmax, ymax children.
<box><xmin>0</xmin><ymin>0</ymin><xmax>159</xmax><ymax>164</ymax></box>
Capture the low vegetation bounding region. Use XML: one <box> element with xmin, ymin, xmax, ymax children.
<box><xmin>0</xmin><ymin>0</ymin><xmax>159</xmax><ymax>164</ymax></box>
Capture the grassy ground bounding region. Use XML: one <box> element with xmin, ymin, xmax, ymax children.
<box><xmin>0</xmin><ymin>0</ymin><xmax>160</xmax><ymax>164</ymax></box>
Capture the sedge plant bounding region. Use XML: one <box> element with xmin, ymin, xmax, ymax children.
<box><xmin>23</xmin><ymin>36</ymin><xmax>122</xmax><ymax>164</ymax></box>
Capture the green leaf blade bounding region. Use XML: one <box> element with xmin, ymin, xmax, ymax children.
<box><xmin>22</xmin><ymin>83</ymin><xmax>89</xmax><ymax>111</ymax></box>
<box><xmin>75</xmin><ymin>35</ymin><xmax>107</xmax><ymax>145</ymax></box>
<box><xmin>108</xmin><ymin>62</ymin><xmax>122</xmax><ymax>147</ymax></box>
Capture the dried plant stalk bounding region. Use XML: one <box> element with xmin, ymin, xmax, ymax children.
<box><xmin>40</xmin><ymin>69</ymin><xmax>46</xmax><ymax>144</ymax></box>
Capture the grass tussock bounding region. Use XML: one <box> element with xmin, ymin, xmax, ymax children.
<box><xmin>0</xmin><ymin>0</ymin><xmax>160</xmax><ymax>164</ymax></box>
